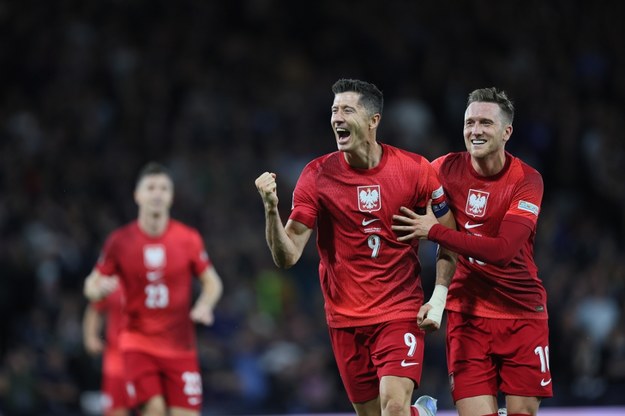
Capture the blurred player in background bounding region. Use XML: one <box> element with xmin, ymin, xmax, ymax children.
<box><xmin>393</xmin><ymin>88</ymin><xmax>552</xmax><ymax>416</ymax></box>
<box><xmin>83</xmin><ymin>285</ymin><xmax>133</xmax><ymax>416</ymax></box>
<box><xmin>255</xmin><ymin>79</ymin><xmax>457</xmax><ymax>416</ymax></box>
<box><xmin>84</xmin><ymin>162</ymin><xmax>223</xmax><ymax>416</ymax></box>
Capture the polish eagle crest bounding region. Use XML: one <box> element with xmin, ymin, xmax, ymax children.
<box><xmin>465</xmin><ymin>189</ymin><xmax>489</xmax><ymax>217</ymax></box>
<box><xmin>358</xmin><ymin>185</ymin><xmax>381</xmax><ymax>212</ymax></box>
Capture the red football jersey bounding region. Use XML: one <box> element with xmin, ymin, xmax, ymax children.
<box><xmin>432</xmin><ymin>152</ymin><xmax>548</xmax><ymax>319</ymax></box>
<box><xmin>96</xmin><ymin>220</ymin><xmax>211</xmax><ymax>356</ymax></box>
<box><xmin>93</xmin><ymin>286</ymin><xmax>126</xmax><ymax>376</ymax></box>
<box><xmin>290</xmin><ymin>143</ymin><xmax>448</xmax><ymax>328</ymax></box>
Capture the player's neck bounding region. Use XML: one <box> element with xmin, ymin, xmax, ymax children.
<box><xmin>471</xmin><ymin>151</ymin><xmax>506</xmax><ymax>177</ymax></box>
<box><xmin>138</xmin><ymin>212</ymin><xmax>169</xmax><ymax>237</ymax></box>
<box><xmin>343</xmin><ymin>140</ymin><xmax>382</xmax><ymax>169</ymax></box>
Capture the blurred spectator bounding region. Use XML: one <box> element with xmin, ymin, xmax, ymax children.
<box><xmin>0</xmin><ymin>346</ymin><xmax>41</xmax><ymax>416</ymax></box>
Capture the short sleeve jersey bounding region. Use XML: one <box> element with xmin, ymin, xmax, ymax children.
<box><xmin>432</xmin><ymin>151</ymin><xmax>548</xmax><ymax>319</ymax></box>
<box><xmin>290</xmin><ymin>143</ymin><xmax>447</xmax><ymax>328</ymax></box>
<box><xmin>92</xmin><ymin>286</ymin><xmax>126</xmax><ymax>376</ymax></box>
<box><xmin>96</xmin><ymin>220</ymin><xmax>211</xmax><ymax>356</ymax></box>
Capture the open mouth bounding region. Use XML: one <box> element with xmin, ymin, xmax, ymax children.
<box><xmin>471</xmin><ymin>139</ymin><xmax>486</xmax><ymax>145</ymax></box>
<box><xmin>336</xmin><ymin>128</ymin><xmax>351</xmax><ymax>141</ymax></box>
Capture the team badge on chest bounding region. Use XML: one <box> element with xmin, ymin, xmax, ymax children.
<box><xmin>143</xmin><ymin>244</ymin><xmax>166</xmax><ymax>269</ymax></box>
<box><xmin>465</xmin><ymin>189</ymin><xmax>489</xmax><ymax>217</ymax></box>
<box><xmin>358</xmin><ymin>185</ymin><xmax>381</xmax><ymax>212</ymax></box>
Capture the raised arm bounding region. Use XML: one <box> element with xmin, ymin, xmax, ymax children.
<box><xmin>255</xmin><ymin>172</ymin><xmax>313</xmax><ymax>268</ymax></box>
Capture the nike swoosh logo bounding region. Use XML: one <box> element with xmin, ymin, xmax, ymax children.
<box><xmin>362</xmin><ymin>218</ymin><xmax>380</xmax><ymax>226</ymax></box>
<box><xmin>464</xmin><ymin>221</ymin><xmax>483</xmax><ymax>230</ymax></box>
<box><xmin>400</xmin><ymin>360</ymin><xmax>420</xmax><ymax>367</ymax></box>
<box><xmin>540</xmin><ymin>378</ymin><xmax>552</xmax><ymax>387</ymax></box>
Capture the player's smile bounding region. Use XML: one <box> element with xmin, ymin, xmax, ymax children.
<box><xmin>467</xmin><ymin>136</ymin><xmax>488</xmax><ymax>155</ymax></box>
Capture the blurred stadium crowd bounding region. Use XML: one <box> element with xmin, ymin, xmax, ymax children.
<box><xmin>1</xmin><ymin>0</ymin><xmax>624</xmax><ymax>415</ymax></box>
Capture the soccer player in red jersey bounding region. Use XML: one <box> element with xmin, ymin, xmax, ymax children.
<box><xmin>84</xmin><ymin>162</ymin><xmax>223</xmax><ymax>416</ymax></box>
<box><xmin>255</xmin><ymin>79</ymin><xmax>457</xmax><ymax>416</ymax></box>
<box><xmin>83</xmin><ymin>286</ymin><xmax>133</xmax><ymax>416</ymax></box>
<box><xmin>393</xmin><ymin>88</ymin><xmax>552</xmax><ymax>416</ymax></box>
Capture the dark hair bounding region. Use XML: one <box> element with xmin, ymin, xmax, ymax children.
<box><xmin>467</xmin><ymin>87</ymin><xmax>514</xmax><ymax>124</ymax></box>
<box><xmin>332</xmin><ymin>78</ymin><xmax>384</xmax><ymax>116</ymax></box>
<box><xmin>135</xmin><ymin>162</ymin><xmax>172</xmax><ymax>188</ymax></box>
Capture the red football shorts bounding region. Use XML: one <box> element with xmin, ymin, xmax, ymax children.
<box><xmin>446</xmin><ymin>311</ymin><xmax>553</xmax><ymax>402</ymax></box>
<box><xmin>124</xmin><ymin>350</ymin><xmax>202</xmax><ymax>411</ymax></box>
<box><xmin>101</xmin><ymin>373</ymin><xmax>134</xmax><ymax>415</ymax></box>
<box><xmin>328</xmin><ymin>319</ymin><xmax>425</xmax><ymax>403</ymax></box>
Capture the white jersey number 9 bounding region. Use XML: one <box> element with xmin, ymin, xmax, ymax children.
<box><xmin>368</xmin><ymin>234</ymin><xmax>381</xmax><ymax>258</ymax></box>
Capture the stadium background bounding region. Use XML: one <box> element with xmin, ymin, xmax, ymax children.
<box><xmin>1</xmin><ymin>0</ymin><xmax>624</xmax><ymax>415</ymax></box>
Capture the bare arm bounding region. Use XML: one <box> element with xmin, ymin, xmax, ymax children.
<box><xmin>416</xmin><ymin>209</ymin><xmax>458</xmax><ymax>331</ymax></box>
<box><xmin>190</xmin><ymin>265</ymin><xmax>223</xmax><ymax>325</ymax></box>
<box><xmin>255</xmin><ymin>172</ymin><xmax>313</xmax><ymax>268</ymax></box>
<box><xmin>432</xmin><ymin>210</ymin><xmax>458</xmax><ymax>288</ymax></box>
<box><xmin>82</xmin><ymin>304</ymin><xmax>104</xmax><ymax>356</ymax></box>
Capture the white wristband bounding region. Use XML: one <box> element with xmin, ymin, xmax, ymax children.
<box><xmin>425</xmin><ymin>284</ymin><xmax>448</xmax><ymax>326</ymax></box>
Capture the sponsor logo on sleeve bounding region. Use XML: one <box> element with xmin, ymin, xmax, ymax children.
<box><xmin>518</xmin><ymin>200</ymin><xmax>539</xmax><ymax>216</ymax></box>
<box><xmin>431</xmin><ymin>186</ymin><xmax>444</xmax><ymax>199</ymax></box>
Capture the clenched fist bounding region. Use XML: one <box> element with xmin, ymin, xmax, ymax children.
<box><xmin>255</xmin><ymin>172</ymin><xmax>279</xmax><ymax>209</ymax></box>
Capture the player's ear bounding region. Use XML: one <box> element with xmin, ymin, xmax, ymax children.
<box><xmin>369</xmin><ymin>113</ymin><xmax>381</xmax><ymax>130</ymax></box>
<box><xmin>502</xmin><ymin>124</ymin><xmax>513</xmax><ymax>143</ymax></box>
